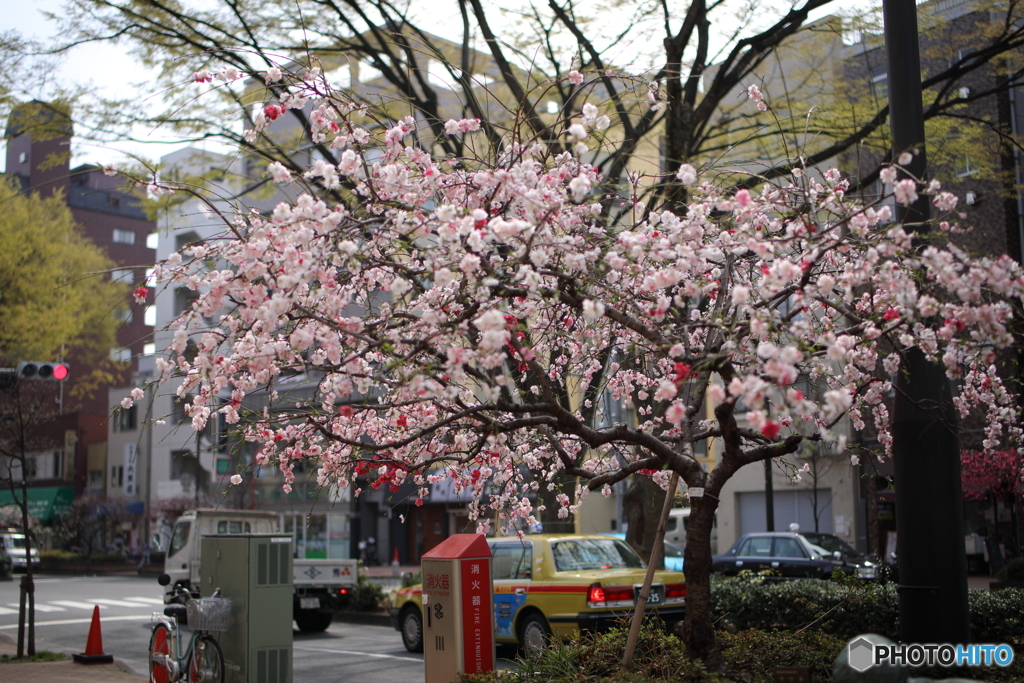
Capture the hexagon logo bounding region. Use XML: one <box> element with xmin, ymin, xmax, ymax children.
<box><xmin>848</xmin><ymin>637</ymin><xmax>875</xmax><ymax>672</ymax></box>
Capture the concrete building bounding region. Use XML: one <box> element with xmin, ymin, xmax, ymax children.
<box><xmin>0</xmin><ymin>103</ymin><xmax>155</xmax><ymax>542</ymax></box>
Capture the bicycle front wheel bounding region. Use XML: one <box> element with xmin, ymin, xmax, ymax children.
<box><xmin>149</xmin><ymin>623</ymin><xmax>172</xmax><ymax>683</ymax></box>
<box><xmin>188</xmin><ymin>634</ymin><xmax>224</xmax><ymax>683</ymax></box>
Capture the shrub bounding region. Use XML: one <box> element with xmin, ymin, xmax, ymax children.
<box><xmin>717</xmin><ymin>630</ymin><xmax>844</xmax><ymax>683</ymax></box>
<box><xmin>711</xmin><ymin>575</ymin><xmax>1024</xmax><ymax>647</ymax></box>
<box><xmin>996</xmin><ymin>556</ymin><xmax>1024</xmax><ymax>583</ymax></box>
<box><xmin>711</xmin><ymin>575</ymin><xmax>899</xmax><ymax>640</ymax></box>
<box><xmin>341</xmin><ymin>573</ymin><xmax>387</xmax><ymax>611</ymax></box>
<box><xmin>88</xmin><ymin>553</ymin><xmax>132</xmax><ymax>563</ymax></box>
<box><xmin>39</xmin><ymin>549</ymin><xmax>78</xmax><ymax>562</ymax></box>
<box><xmin>462</xmin><ymin>624</ymin><xmax>845</xmax><ymax>683</ymax></box>
<box><xmin>463</xmin><ymin>621</ymin><xmax>721</xmax><ymax>683</ymax></box>
<box><xmin>968</xmin><ymin>587</ymin><xmax>1024</xmax><ymax>644</ymax></box>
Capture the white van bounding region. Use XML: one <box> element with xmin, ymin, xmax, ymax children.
<box><xmin>665</xmin><ymin>508</ymin><xmax>718</xmax><ymax>555</ymax></box>
<box><xmin>0</xmin><ymin>531</ymin><xmax>40</xmax><ymax>571</ymax></box>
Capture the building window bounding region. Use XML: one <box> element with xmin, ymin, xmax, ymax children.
<box><xmin>956</xmin><ymin>155</ymin><xmax>979</xmax><ymax>177</ymax></box>
<box><xmin>144</xmin><ymin>305</ymin><xmax>156</xmax><ymax>327</ymax></box>
<box><xmin>110</xmin><ymin>347</ymin><xmax>132</xmax><ymax>363</ymax></box>
<box><xmin>115</xmin><ymin>308</ymin><xmax>133</xmax><ymax>323</ymax></box>
<box><xmin>111</xmin><ymin>465</ymin><xmax>124</xmax><ymax>488</ymax></box>
<box><xmin>113</xmin><ymin>228</ymin><xmax>136</xmax><ymax>245</ymax></box>
<box><xmin>871</xmin><ymin>66</ymin><xmax>888</xmax><ymax>99</ymax></box>
<box><xmin>111</xmin><ymin>268</ymin><xmax>134</xmax><ymax>284</ymax></box>
<box><xmin>143</xmin><ymin>342</ymin><xmax>156</xmax><ymax>356</ymax></box>
<box><xmin>114</xmin><ymin>404</ymin><xmax>137</xmax><ymax>432</ymax></box>
<box><xmin>949</xmin><ymin>48</ymin><xmax>977</xmax><ymax>68</ymax></box>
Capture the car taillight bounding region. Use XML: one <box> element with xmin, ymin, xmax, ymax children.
<box><xmin>665</xmin><ymin>583</ymin><xmax>686</xmax><ymax>600</ymax></box>
<box><xmin>337</xmin><ymin>588</ymin><xmax>350</xmax><ymax>596</ymax></box>
<box><xmin>587</xmin><ymin>582</ymin><xmax>635</xmax><ymax>608</ymax></box>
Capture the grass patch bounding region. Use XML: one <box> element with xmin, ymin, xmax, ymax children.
<box><xmin>1</xmin><ymin>650</ymin><xmax>68</xmax><ymax>663</ymax></box>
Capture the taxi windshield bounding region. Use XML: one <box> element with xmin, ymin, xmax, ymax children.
<box><xmin>551</xmin><ymin>539</ymin><xmax>644</xmax><ymax>571</ymax></box>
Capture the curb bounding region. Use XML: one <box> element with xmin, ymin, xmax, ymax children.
<box><xmin>0</xmin><ymin>624</ymin><xmax>145</xmax><ymax>677</ymax></box>
<box><xmin>332</xmin><ymin>611</ymin><xmax>393</xmax><ymax>628</ymax></box>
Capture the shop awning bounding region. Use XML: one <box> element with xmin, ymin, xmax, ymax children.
<box><xmin>0</xmin><ymin>486</ymin><xmax>75</xmax><ymax>522</ymax></box>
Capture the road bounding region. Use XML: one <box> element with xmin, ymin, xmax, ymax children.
<box><xmin>0</xmin><ymin>574</ymin><xmax>514</xmax><ymax>682</ymax></box>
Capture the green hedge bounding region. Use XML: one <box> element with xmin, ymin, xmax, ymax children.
<box><xmin>711</xmin><ymin>575</ymin><xmax>1024</xmax><ymax>643</ymax></box>
<box><xmin>462</xmin><ymin>623</ymin><xmax>844</xmax><ymax>683</ymax></box>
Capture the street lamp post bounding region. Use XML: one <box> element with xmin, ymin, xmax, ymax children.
<box><xmin>883</xmin><ymin>0</ymin><xmax>970</xmax><ymax>644</ymax></box>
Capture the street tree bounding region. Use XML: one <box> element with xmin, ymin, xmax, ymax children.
<box><xmin>0</xmin><ymin>176</ymin><xmax>124</xmax><ymax>657</ymax></box>
<box><xmin>49</xmin><ymin>1</ymin><xmax>1024</xmax><ymax>199</ymax></box>
<box><xmin>117</xmin><ymin>70</ymin><xmax>1024</xmax><ymax>662</ymax></box>
<box><xmin>52</xmin><ymin>0</ymin><xmax>1024</xmax><ymax>557</ymax></box>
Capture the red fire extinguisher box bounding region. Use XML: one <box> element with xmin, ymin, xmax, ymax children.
<box><xmin>421</xmin><ymin>534</ymin><xmax>495</xmax><ymax>683</ymax></box>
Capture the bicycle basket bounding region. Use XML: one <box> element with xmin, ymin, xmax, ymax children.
<box><xmin>186</xmin><ymin>597</ymin><xmax>232</xmax><ymax>632</ymax></box>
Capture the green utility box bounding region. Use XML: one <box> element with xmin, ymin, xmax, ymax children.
<box><xmin>201</xmin><ymin>534</ymin><xmax>294</xmax><ymax>683</ymax></box>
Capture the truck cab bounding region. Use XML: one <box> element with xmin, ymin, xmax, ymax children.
<box><xmin>163</xmin><ymin>509</ymin><xmax>277</xmax><ymax>599</ymax></box>
<box><xmin>0</xmin><ymin>530</ymin><xmax>39</xmax><ymax>572</ymax></box>
<box><xmin>162</xmin><ymin>509</ymin><xmax>358</xmax><ymax>632</ymax></box>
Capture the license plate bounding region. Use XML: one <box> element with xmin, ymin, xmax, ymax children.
<box><xmin>637</xmin><ymin>585</ymin><xmax>662</xmax><ymax>604</ymax></box>
<box><xmin>300</xmin><ymin>597</ymin><xmax>320</xmax><ymax>609</ymax></box>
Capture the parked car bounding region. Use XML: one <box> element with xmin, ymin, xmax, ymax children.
<box><xmin>603</xmin><ymin>533</ymin><xmax>685</xmax><ymax>571</ymax></box>
<box><xmin>0</xmin><ymin>531</ymin><xmax>39</xmax><ymax>572</ymax></box>
<box><xmin>391</xmin><ymin>533</ymin><xmax>687</xmax><ymax>652</ymax></box>
<box><xmin>712</xmin><ymin>532</ymin><xmax>876</xmax><ymax>579</ymax></box>
<box><xmin>665</xmin><ymin>507</ymin><xmax>719</xmax><ymax>554</ymax></box>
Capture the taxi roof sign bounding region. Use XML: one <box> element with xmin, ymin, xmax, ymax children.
<box><xmin>422</xmin><ymin>533</ymin><xmax>492</xmax><ymax>559</ymax></box>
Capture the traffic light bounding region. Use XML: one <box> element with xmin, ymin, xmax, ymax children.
<box><xmin>17</xmin><ymin>361</ymin><xmax>70</xmax><ymax>381</ymax></box>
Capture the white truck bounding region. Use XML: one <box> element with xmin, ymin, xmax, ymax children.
<box><xmin>161</xmin><ymin>509</ymin><xmax>358</xmax><ymax>632</ymax></box>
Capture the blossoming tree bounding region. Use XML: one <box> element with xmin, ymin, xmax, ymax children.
<box><xmin>123</xmin><ymin>73</ymin><xmax>1024</xmax><ymax>660</ymax></box>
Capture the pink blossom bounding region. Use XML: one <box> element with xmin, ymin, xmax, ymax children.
<box><xmin>568</xmin><ymin>70</ymin><xmax>584</xmax><ymax>85</ymax></box>
<box><xmin>894</xmin><ymin>178</ymin><xmax>918</xmax><ymax>206</ymax></box>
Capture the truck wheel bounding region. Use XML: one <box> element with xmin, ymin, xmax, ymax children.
<box><xmin>400</xmin><ymin>607</ymin><xmax>423</xmax><ymax>653</ymax></box>
<box><xmin>295</xmin><ymin>610</ymin><xmax>333</xmax><ymax>633</ymax></box>
<box><xmin>518</xmin><ymin>612</ymin><xmax>551</xmax><ymax>652</ymax></box>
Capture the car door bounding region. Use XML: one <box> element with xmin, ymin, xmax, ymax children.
<box><xmin>771</xmin><ymin>536</ymin><xmax>813</xmax><ymax>577</ymax></box>
<box><xmin>489</xmin><ymin>541</ymin><xmax>533</xmax><ymax>640</ymax></box>
<box><xmin>735</xmin><ymin>535</ymin><xmax>774</xmax><ymax>573</ymax></box>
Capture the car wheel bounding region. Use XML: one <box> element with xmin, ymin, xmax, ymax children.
<box><xmin>518</xmin><ymin>612</ymin><xmax>551</xmax><ymax>652</ymax></box>
<box><xmin>295</xmin><ymin>610</ymin><xmax>333</xmax><ymax>632</ymax></box>
<box><xmin>400</xmin><ymin>607</ymin><xmax>423</xmax><ymax>653</ymax></box>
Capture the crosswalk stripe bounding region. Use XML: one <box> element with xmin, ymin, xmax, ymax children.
<box><xmin>90</xmin><ymin>599</ymin><xmax>154</xmax><ymax>608</ymax></box>
<box><xmin>124</xmin><ymin>597</ymin><xmax>165</xmax><ymax>604</ymax></box>
<box><xmin>6</xmin><ymin>603</ymin><xmax>66</xmax><ymax>612</ymax></box>
<box><xmin>0</xmin><ymin>615</ymin><xmax>151</xmax><ymax>630</ymax></box>
<box><xmin>0</xmin><ymin>607</ymin><xmax>18</xmax><ymax>616</ymax></box>
<box><xmin>50</xmin><ymin>600</ymin><xmax>107</xmax><ymax>610</ymax></box>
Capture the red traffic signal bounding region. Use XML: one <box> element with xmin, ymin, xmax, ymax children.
<box><xmin>18</xmin><ymin>361</ymin><xmax>70</xmax><ymax>381</ymax></box>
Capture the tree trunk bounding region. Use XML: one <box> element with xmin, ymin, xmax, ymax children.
<box><xmin>624</xmin><ymin>475</ymin><xmax>666</xmax><ymax>565</ymax></box>
<box><xmin>680</xmin><ymin>495</ymin><xmax>719</xmax><ymax>663</ymax></box>
<box><xmin>534</xmin><ymin>470</ymin><xmax>577</xmax><ymax>534</ymax></box>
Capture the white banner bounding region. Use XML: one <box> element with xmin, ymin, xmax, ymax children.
<box><xmin>124</xmin><ymin>442</ymin><xmax>137</xmax><ymax>496</ymax></box>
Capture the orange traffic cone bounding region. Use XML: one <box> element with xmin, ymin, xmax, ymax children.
<box><xmin>73</xmin><ymin>605</ymin><xmax>114</xmax><ymax>664</ymax></box>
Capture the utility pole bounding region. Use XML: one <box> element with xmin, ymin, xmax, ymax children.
<box><xmin>883</xmin><ymin>0</ymin><xmax>970</xmax><ymax>644</ymax></box>
<box><xmin>764</xmin><ymin>460</ymin><xmax>775</xmax><ymax>531</ymax></box>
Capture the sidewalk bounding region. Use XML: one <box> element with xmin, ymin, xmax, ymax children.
<box><xmin>0</xmin><ymin>633</ymin><xmax>146</xmax><ymax>682</ymax></box>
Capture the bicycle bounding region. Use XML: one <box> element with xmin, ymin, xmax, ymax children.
<box><xmin>149</xmin><ymin>574</ymin><xmax>228</xmax><ymax>683</ymax></box>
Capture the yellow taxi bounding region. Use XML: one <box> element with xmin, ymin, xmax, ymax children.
<box><xmin>390</xmin><ymin>533</ymin><xmax>686</xmax><ymax>652</ymax></box>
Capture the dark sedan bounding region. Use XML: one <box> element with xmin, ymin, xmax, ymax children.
<box><xmin>712</xmin><ymin>532</ymin><xmax>877</xmax><ymax>579</ymax></box>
